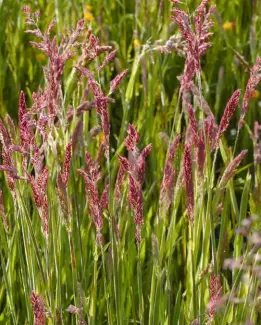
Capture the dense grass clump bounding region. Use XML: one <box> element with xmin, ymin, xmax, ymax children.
<box><xmin>1</xmin><ymin>1</ymin><xmax>261</xmax><ymax>324</ymax></box>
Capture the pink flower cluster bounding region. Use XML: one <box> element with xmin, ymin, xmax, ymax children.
<box><xmin>27</xmin><ymin>167</ymin><xmax>49</xmax><ymax>237</ymax></box>
<box><xmin>219</xmin><ymin>150</ymin><xmax>248</xmax><ymax>189</ymax></box>
<box><xmin>78</xmin><ymin>150</ymin><xmax>109</xmax><ymax>243</ymax></box>
<box><xmin>56</xmin><ymin>141</ymin><xmax>73</xmax><ymax>225</ymax></box>
<box><xmin>207</xmin><ymin>274</ymin><xmax>222</xmax><ymax>323</ymax></box>
<box><xmin>216</xmin><ymin>89</ymin><xmax>241</xmax><ymax>142</ymax></box>
<box><xmin>160</xmin><ymin>134</ymin><xmax>181</xmax><ymax>211</ymax></box>
<box><xmin>184</xmin><ymin>144</ymin><xmax>194</xmax><ymax>222</ymax></box>
<box><xmin>240</xmin><ymin>57</ymin><xmax>261</xmax><ymax>126</ymax></box>
<box><xmin>117</xmin><ymin>124</ymin><xmax>152</xmax><ymax>244</ymax></box>
<box><xmin>0</xmin><ymin>190</ymin><xmax>8</xmax><ymax>230</ymax></box>
<box><xmin>30</xmin><ymin>290</ymin><xmax>45</xmax><ymax>325</ymax></box>
<box><xmin>75</xmin><ymin>66</ymin><xmax>128</xmax><ymax>158</ymax></box>
<box><xmin>23</xmin><ymin>8</ymin><xmax>85</xmax><ymax>124</ymax></box>
<box><xmin>170</xmin><ymin>0</ymin><xmax>215</xmax><ymax>91</ymax></box>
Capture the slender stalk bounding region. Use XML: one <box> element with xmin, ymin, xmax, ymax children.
<box><xmin>149</xmin><ymin>220</ymin><xmax>166</xmax><ymax>325</ymax></box>
<box><xmin>1</xmin><ymin>251</ymin><xmax>18</xmax><ymax>325</ymax></box>
<box><xmin>68</xmin><ymin>231</ymin><xmax>78</xmax><ymax>308</ymax></box>
<box><xmin>16</xmin><ymin>186</ymin><xmax>48</xmax><ymax>294</ymax></box>
<box><xmin>91</xmin><ymin>245</ymin><xmax>98</xmax><ymax>325</ymax></box>
<box><xmin>137</xmin><ymin>247</ymin><xmax>144</xmax><ymax>325</ymax></box>
<box><xmin>109</xmin><ymin>217</ymin><xmax>121</xmax><ymax>325</ymax></box>
<box><xmin>188</xmin><ymin>222</ymin><xmax>197</xmax><ymax>320</ymax></box>
<box><xmin>55</xmin><ymin>0</ymin><xmax>62</xmax><ymax>35</ymax></box>
<box><xmin>148</xmin><ymin>266</ymin><xmax>157</xmax><ymax>325</ymax></box>
<box><xmin>232</xmin><ymin>127</ymin><xmax>240</xmax><ymax>157</ymax></box>
<box><xmin>100</xmin><ymin>243</ymin><xmax>113</xmax><ymax>325</ymax></box>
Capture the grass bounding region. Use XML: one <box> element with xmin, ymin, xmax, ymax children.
<box><xmin>0</xmin><ymin>0</ymin><xmax>261</xmax><ymax>324</ymax></box>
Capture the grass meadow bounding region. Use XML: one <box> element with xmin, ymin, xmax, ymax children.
<box><xmin>1</xmin><ymin>0</ymin><xmax>261</xmax><ymax>324</ymax></box>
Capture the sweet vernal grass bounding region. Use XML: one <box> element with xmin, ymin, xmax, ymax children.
<box><xmin>1</xmin><ymin>1</ymin><xmax>261</xmax><ymax>325</ymax></box>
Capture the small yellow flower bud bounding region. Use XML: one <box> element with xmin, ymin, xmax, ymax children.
<box><xmin>251</xmin><ymin>90</ymin><xmax>260</xmax><ymax>99</ymax></box>
<box><xmin>84</xmin><ymin>11</ymin><xmax>94</xmax><ymax>22</ymax></box>
<box><xmin>133</xmin><ymin>39</ymin><xmax>141</xmax><ymax>48</ymax></box>
<box><xmin>222</xmin><ymin>21</ymin><xmax>234</xmax><ymax>31</ymax></box>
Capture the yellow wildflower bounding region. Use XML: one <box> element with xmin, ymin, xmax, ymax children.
<box><xmin>36</xmin><ymin>53</ymin><xmax>46</xmax><ymax>61</ymax></box>
<box><xmin>251</xmin><ymin>90</ymin><xmax>260</xmax><ymax>99</ymax></box>
<box><xmin>133</xmin><ymin>39</ymin><xmax>141</xmax><ymax>49</ymax></box>
<box><xmin>223</xmin><ymin>21</ymin><xmax>234</xmax><ymax>31</ymax></box>
<box><xmin>84</xmin><ymin>11</ymin><xmax>94</xmax><ymax>22</ymax></box>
